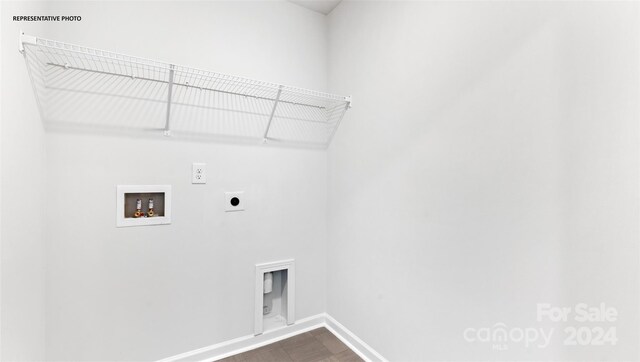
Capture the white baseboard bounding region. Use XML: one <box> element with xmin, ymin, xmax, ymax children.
<box><xmin>156</xmin><ymin>313</ymin><xmax>386</xmax><ymax>362</ymax></box>
<box><xmin>324</xmin><ymin>314</ymin><xmax>388</xmax><ymax>362</ymax></box>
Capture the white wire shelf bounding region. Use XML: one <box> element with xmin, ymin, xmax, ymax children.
<box><xmin>19</xmin><ymin>33</ymin><xmax>351</xmax><ymax>148</ymax></box>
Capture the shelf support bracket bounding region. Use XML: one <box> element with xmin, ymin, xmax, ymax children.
<box><xmin>18</xmin><ymin>30</ymin><xmax>37</xmax><ymax>54</ymax></box>
<box><xmin>164</xmin><ymin>64</ymin><xmax>175</xmax><ymax>136</ymax></box>
<box><xmin>262</xmin><ymin>85</ymin><xmax>283</xmax><ymax>143</ymax></box>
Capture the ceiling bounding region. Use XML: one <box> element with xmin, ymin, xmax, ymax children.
<box><xmin>288</xmin><ymin>0</ymin><xmax>343</xmax><ymax>15</ymax></box>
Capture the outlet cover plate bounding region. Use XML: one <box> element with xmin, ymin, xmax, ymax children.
<box><xmin>192</xmin><ymin>163</ymin><xmax>206</xmax><ymax>184</ymax></box>
<box><xmin>225</xmin><ymin>191</ymin><xmax>244</xmax><ymax>212</ymax></box>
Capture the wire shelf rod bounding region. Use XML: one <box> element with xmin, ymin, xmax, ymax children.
<box><xmin>44</xmin><ymin>85</ymin><xmax>337</xmax><ymax>126</ymax></box>
<box><xmin>45</xmin><ymin>62</ymin><xmax>330</xmax><ymax>110</ymax></box>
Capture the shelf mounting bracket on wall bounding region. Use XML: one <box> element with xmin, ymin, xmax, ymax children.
<box><xmin>164</xmin><ymin>64</ymin><xmax>175</xmax><ymax>136</ymax></box>
<box><xmin>18</xmin><ymin>30</ymin><xmax>37</xmax><ymax>54</ymax></box>
<box><xmin>262</xmin><ymin>85</ymin><xmax>283</xmax><ymax>143</ymax></box>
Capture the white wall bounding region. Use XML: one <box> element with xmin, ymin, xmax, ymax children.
<box><xmin>0</xmin><ymin>1</ymin><xmax>49</xmax><ymax>360</ymax></box>
<box><xmin>35</xmin><ymin>1</ymin><xmax>328</xmax><ymax>360</ymax></box>
<box><xmin>327</xmin><ymin>1</ymin><xmax>639</xmax><ymax>361</ymax></box>
<box><xmin>4</xmin><ymin>1</ymin><xmax>639</xmax><ymax>361</ymax></box>
<box><xmin>0</xmin><ymin>1</ymin><xmax>2</xmax><ymax>352</ymax></box>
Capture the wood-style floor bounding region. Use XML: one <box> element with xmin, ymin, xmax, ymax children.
<box><xmin>217</xmin><ymin>327</ymin><xmax>364</xmax><ymax>362</ymax></box>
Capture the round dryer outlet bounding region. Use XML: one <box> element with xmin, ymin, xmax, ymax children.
<box><xmin>225</xmin><ymin>191</ymin><xmax>245</xmax><ymax>211</ymax></box>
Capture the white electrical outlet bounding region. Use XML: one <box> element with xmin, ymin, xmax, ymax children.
<box><xmin>192</xmin><ymin>163</ymin><xmax>206</xmax><ymax>184</ymax></box>
<box><xmin>225</xmin><ymin>191</ymin><xmax>244</xmax><ymax>211</ymax></box>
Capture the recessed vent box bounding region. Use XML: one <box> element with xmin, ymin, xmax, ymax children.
<box><xmin>255</xmin><ymin>259</ymin><xmax>295</xmax><ymax>335</ymax></box>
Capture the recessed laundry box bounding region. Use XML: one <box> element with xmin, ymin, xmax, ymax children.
<box><xmin>116</xmin><ymin>185</ymin><xmax>172</xmax><ymax>227</ymax></box>
<box><xmin>255</xmin><ymin>260</ymin><xmax>295</xmax><ymax>335</ymax></box>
